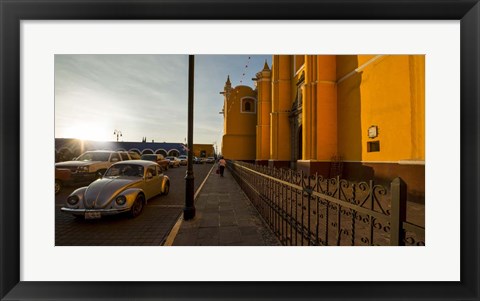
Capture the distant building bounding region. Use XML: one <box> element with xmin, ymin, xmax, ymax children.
<box><xmin>55</xmin><ymin>138</ymin><xmax>187</xmax><ymax>162</ymax></box>
<box><xmin>192</xmin><ymin>144</ymin><xmax>215</xmax><ymax>158</ymax></box>
<box><xmin>221</xmin><ymin>55</ymin><xmax>425</xmax><ymax>202</ymax></box>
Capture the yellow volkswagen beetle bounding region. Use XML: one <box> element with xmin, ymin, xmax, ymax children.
<box><xmin>61</xmin><ymin>160</ymin><xmax>170</xmax><ymax>219</ymax></box>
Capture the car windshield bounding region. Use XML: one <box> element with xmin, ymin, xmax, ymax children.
<box><xmin>76</xmin><ymin>152</ymin><xmax>110</xmax><ymax>161</ymax></box>
<box><xmin>104</xmin><ymin>164</ymin><xmax>144</xmax><ymax>177</ymax></box>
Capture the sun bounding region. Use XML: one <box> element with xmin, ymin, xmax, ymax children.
<box><xmin>64</xmin><ymin>124</ymin><xmax>109</xmax><ymax>141</ymax></box>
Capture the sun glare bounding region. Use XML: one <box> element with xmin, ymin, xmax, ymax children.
<box><xmin>64</xmin><ymin>124</ymin><xmax>109</xmax><ymax>141</ymax></box>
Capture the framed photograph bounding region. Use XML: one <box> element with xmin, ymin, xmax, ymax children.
<box><xmin>1</xmin><ymin>0</ymin><xmax>479</xmax><ymax>300</ymax></box>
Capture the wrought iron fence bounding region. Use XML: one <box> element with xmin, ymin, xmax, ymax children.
<box><xmin>228</xmin><ymin>160</ymin><xmax>425</xmax><ymax>246</ymax></box>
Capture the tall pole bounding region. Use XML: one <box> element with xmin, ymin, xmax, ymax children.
<box><xmin>113</xmin><ymin>129</ymin><xmax>122</xmax><ymax>142</ymax></box>
<box><xmin>184</xmin><ymin>55</ymin><xmax>195</xmax><ymax>220</ymax></box>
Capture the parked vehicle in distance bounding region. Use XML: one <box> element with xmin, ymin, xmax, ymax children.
<box><xmin>55</xmin><ymin>168</ymin><xmax>72</xmax><ymax>195</ymax></box>
<box><xmin>178</xmin><ymin>155</ymin><xmax>188</xmax><ymax>166</ymax></box>
<box><xmin>118</xmin><ymin>151</ymin><xmax>133</xmax><ymax>161</ymax></box>
<box><xmin>55</xmin><ymin>150</ymin><xmax>131</xmax><ymax>184</ymax></box>
<box><xmin>141</xmin><ymin>154</ymin><xmax>169</xmax><ymax>171</ymax></box>
<box><xmin>128</xmin><ymin>151</ymin><xmax>142</xmax><ymax>160</ymax></box>
<box><xmin>193</xmin><ymin>156</ymin><xmax>203</xmax><ymax>164</ymax></box>
<box><xmin>206</xmin><ymin>157</ymin><xmax>216</xmax><ymax>164</ymax></box>
<box><xmin>61</xmin><ymin>160</ymin><xmax>170</xmax><ymax>219</ymax></box>
<box><xmin>165</xmin><ymin>156</ymin><xmax>180</xmax><ymax>168</ymax></box>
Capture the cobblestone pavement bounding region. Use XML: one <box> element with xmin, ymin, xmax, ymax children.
<box><xmin>55</xmin><ymin>164</ymin><xmax>214</xmax><ymax>246</ymax></box>
<box><xmin>172</xmin><ymin>166</ymin><xmax>281</xmax><ymax>246</ymax></box>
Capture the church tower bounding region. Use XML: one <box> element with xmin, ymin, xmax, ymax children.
<box><xmin>220</xmin><ymin>75</ymin><xmax>257</xmax><ymax>160</ymax></box>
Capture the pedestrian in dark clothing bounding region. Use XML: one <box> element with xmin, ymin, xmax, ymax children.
<box><xmin>218</xmin><ymin>157</ymin><xmax>227</xmax><ymax>177</ymax></box>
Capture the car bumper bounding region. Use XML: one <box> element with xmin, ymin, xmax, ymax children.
<box><xmin>61</xmin><ymin>207</ymin><xmax>131</xmax><ymax>216</ymax></box>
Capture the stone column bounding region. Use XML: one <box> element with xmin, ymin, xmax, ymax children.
<box><xmin>255</xmin><ymin>61</ymin><xmax>272</xmax><ymax>165</ymax></box>
<box><xmin>269</xmin><ymin>55</ymin><xmax>292</xmax><ymax>168</ymax></box>
<box><xmin>298</xmin><ymin>55</ymin><xmax>337</xmax><ymax>176</ymax></box>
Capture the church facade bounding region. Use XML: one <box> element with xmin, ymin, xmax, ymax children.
<box><xmin>221</xmin><ymin>55</ymin><xmax>425</xmax><ymax>202</ymax></box>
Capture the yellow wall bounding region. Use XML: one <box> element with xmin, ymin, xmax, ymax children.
<box><xmin>222</xmin><ymin>84</ymin><xmax>257</xmax><ymax>160</ymax></box>
<box><xmin>222</xmin><ymin>135</ymin><xmax>256</xmax><ymax>160</ymax></box>
<box><xmin>193</xmin><ymin>144</ymin><xmax>215</xmax><ymax>158</ymax></box>
<box><xmin>337</xmin><ymin>55</ymin><xmax>425</xmax><ymax>162</ymax></box>
<box><xmin>222</xmin><ymin>54</ymin><xmax>425</xmax><ymax>166</ymax></box>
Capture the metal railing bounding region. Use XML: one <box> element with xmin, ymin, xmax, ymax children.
<box><xmin>228</xmin><ymin>160</ymin><xmax>425</xmax><ymax>246</ymax></box>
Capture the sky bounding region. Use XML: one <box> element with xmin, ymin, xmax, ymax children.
<box><xmin>55</xmin><ymin>54</ymin><xmax>272</xmax><ymax>148</ymax></box>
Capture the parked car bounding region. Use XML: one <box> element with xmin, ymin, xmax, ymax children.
<box><xmin>118</xmin><ymin>151</ymin><xmax>132</xmax><ymax>161</ymax></box>
<box><xmin>61</xmin><ymin>160</ymin><xmax>170</xmax><ymax>219</ymax></box>
<box><xmin>55</xmin><ymin>150</ymin><xmax>131</xmax><ymax>184</ymax></box>
<box><xmin>193</xmin><ymin>156</ymin><xmax>203</xmax><ymax>164</ymax></box>
<box><xmin>206</xmin><ymin>157</ymin><xmax>215</xmax><ymax>164</ymax></box>
<box><xmin>141</xmin><ymin>154</ymin><xmax>169</xmax><ymax>171</ymax></box>
<box><xmin>55</xmin><ymin>168</ymin><xmax>72</xmax><ymax>195</ymax></box>
<box><xmin>165</xmin><ymin>156</ymin><xmax>180</xmax><ymax>168</ymax></box>
<box><xmin>128</xmin><ymin>151</ymin><xmax>142</xmax><ymax>160</ymax></box>
<box><xmin>178</xmin><ymin>155</ymin><xmax>188</xmax><ymax>166</ymax></box>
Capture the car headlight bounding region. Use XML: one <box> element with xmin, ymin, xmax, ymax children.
<box><xmin>67</xmin><ymin>195</ymin><xmax>79</xmax><ymax>205</ymax></box>
<box><xmin>77</xmin><ymin>166</ymin><xmax>89</xmax><ymax>173</ymax></box>
<box><xmin>115</xmin><ymin>195</ymin><xmax>127</xmax><ymax>206</ymax></box>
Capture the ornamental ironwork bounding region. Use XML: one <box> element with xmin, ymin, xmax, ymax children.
<box><xmin>228</xmin><ymin>160</ymin><xmax>425</xmax><ymax>246</ymax></box>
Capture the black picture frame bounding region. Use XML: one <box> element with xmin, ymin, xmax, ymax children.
<box><xmin>1</xmin><ymin>0</ymin><xmax>479</xmax><ymax>300</ymax></box>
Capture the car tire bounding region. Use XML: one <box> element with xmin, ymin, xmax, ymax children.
<box><xmin>163</xmin><ymin>181</ymin><xmax>170</xmax><ymax>196</ymax></box>
<box><xmin>130</xmin><ymin>194</ymin><xmax>145</xmax><ymax>218</ymax></box>
<box><xmin>55</xmin><ymin>180</ymin><xmax>62</xmax><ymax>195</ymax></box>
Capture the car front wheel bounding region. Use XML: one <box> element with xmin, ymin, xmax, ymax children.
<box><xmin>130</xmin><ymin>194</ymin><xmax>144</xmax><ymax>218</ymax></box>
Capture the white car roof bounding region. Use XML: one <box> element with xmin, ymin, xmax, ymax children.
<box><xmin>111</xmin><ymin>160</ymin><xmax>159</xmax><ymax>168</ymax></box>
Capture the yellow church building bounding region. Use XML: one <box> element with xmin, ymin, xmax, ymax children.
<box><xmin>221</xmin><ymin>55</ymin><xmax>425</xmax><ymax>202</ymax></box>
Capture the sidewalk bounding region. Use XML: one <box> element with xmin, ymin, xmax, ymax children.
<box><xmin>169</xmin><ymin>164</ymin><xmax>281</xmax><ymax>246</ymax></box>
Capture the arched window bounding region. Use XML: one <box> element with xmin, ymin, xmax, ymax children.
<box><xmin>241</xmin><ymin>98</ymin><xmax>255</xmax><ymax>113</ymax></box>
<box><xmin>244</xmin><ymin>101</ymin><xmax>251</xmax><ymax>112</ymax></box>
<box><xmin>168</xmin><ymin>149</ymin><xmax>180</xmax><ymax>157</ymax></box>
<box><xmin>156</xmin><ymin>149</ymin><xmax>167</xmax><ymax>156</ymax></box>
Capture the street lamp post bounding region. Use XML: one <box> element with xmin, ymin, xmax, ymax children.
<box><xmin>113</xmin><ymin>129</ymin><xmax>122</xmax><ymax>142</ymax></box>
<box><xmin>184</xmin><ymin>55</ymin><xmax>195</xmax><ymax>220</ymax></box>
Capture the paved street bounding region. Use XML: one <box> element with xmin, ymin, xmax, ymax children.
<box><xmin>55</xmin><ymin>163</ymin><xmax>214</xmax><ymax>246</ymax></box>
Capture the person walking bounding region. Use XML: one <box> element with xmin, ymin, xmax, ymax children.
<box><xmin>218</xmin><ymin>157</ymin><xmax>227</xmax><ymax>177</ymax></box>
